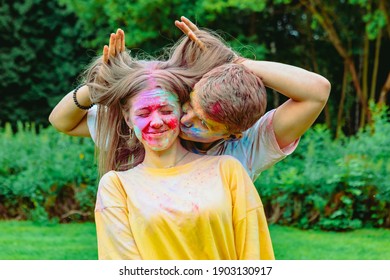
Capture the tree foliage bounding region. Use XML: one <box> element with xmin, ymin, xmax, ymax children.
<box><xmin>257</xmin><ymin>105</ymin><xmax>390</xmax><ymax>230</ymax></box>
<box><xmin>0</xmin><ymin>0</ymin><xmax>89</xmax><ymax>126</ymax></box>
<box><xmin>1</xmin><ymin>0</ymin><xmax>389</xmax><ymax>133</ymax></box>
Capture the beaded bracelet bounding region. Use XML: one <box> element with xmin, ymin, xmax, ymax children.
<box><xmin>73</xmin><ymin>84</ymin><xmax>94</xmax><ymax>110</ymax></box>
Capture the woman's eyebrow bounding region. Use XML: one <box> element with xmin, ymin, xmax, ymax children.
<box><xmin>134</xmin><ymin>107</ymin><xmax>150</xmax><ymax>111</ymax></box>
<box><xmin>135</xmin><ymin>103</ymin><xmax>173</xmax><ymax>110</ymax></box>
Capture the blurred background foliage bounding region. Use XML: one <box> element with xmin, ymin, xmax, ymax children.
<box><xmin>0</xmin><ymin>123</ymin><xmax>97</xmax><ymax>224</ymax></box>
<box><xmin>1</xmin><ymin>0</ymin><xmax>389</xmax><ymax>133</ymax></box>
<box><xmin>257</xmin><ymin>103</ymin><xmax>390</xmax><ymax>231</ymax></box>
<box><xmin>1</xmin><ymin>0</ymin><xmax>389</xmax><ymax>230</ymax></box>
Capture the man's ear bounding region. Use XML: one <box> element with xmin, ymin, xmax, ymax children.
<box><xmin>226</xmin><ymin>132</ymin><xmax>243</xmax><ymax>141</ymax></box>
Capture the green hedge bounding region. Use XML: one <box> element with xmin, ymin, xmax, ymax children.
<box><xmin>1</xmin><ymin>106</ymin><xmax>389</xmax><ymax>230</ymax></box>
<box><xmin>257</xmin><ymin>105</ymin><xmax>390</xmax><ymax>231</ymax></box>
<box><xmin>0</xmin><ymin>123</ymin><xmax>97</xmax><ymax>224</ymax></box>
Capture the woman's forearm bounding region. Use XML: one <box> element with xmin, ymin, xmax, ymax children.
<box><xmin>48</xmin><ymin>85</ymin><xmax>92</xmax><ymax>137</ymax></box>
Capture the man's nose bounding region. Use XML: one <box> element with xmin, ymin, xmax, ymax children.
<box><xmin>180</xmin><ymin>109</ymin><xmax>194</xmax><ymax>128</ymax></box>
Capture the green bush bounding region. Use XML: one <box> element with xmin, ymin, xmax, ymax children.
<box><xmin>1</xmin><ymin>106</ymin><xmax>389</xmax><ymax>230</ymax></box>
<box><xmin>257</xmin><ymin>105</ymin><xmax>390</xmax><ymax>231</ymax></box>
<box><xmin>0</xmin><ymin>123</ymin><xmax>97</xmax><ymax>223</ymax></box>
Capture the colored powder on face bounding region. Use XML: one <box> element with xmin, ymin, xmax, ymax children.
<box><xmin>166</xmin><ymin>118</ymin><xmax>179</xmax><ymax>130</ymax></box>
<box><xmin>150</xmin><ymin>89</ymin><xmax>180</xmax><ymax>106</ymax></box>
<box><xmin>135</xmin><ymin>89</ymin><xmax>179</xmax><ymax>107</ymax></box>
<box><xmin>164</xmin><ymin>91</ymin><xmax>180</xmax><ymax>104</ymax></box>
<box><xmin>134</xmin><ymin>126</ymin><xmax>142</xmax><ymax>139</ymax></box>
<box><xmin>130</xmin><ymin>89</ymin><xmax>181</xmax><ymax>151</ymax></box>
<box><xmin>180</xmin><ymin>126</ymin><xmax>203</xmax><ymax>139</ymax></box>
<box><xmin>150</xmin><ymin>137</ymin><xmax>170</xmax><ymax>151</ymax></box>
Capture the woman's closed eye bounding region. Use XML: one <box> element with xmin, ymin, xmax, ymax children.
<box><xmin>161</xmin><ymin>110</ymin><xmax>173</xmax><ymax>115</ymax></box>
<box><xmin>160</xmin><ymin>105</ymin><xmax>176</xmax><ymax>115</ymax></box>
<box><xmin>136</xmin><ymin>110</ymin><xmax>150</xmax><ymax>118</ymax></box>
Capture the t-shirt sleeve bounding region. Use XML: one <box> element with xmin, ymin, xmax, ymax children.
<box><xmin>220</xmin><ymin>157</ymin><xmax>274</xmax><ymax>260</ymax></box>
<box><xmin>87</xmin><ymin>105</ymin><xmax>97</xmax><ymax>143</ymax></box>
<box><xmin>95</xmin><ymin>171</ymin><xmax>142</xmax><ymax>260</ymax></box>
<box><xmin>239</xmin><ymin>109</ymin><xmax>299</xmax><ymax>181</ymax></box>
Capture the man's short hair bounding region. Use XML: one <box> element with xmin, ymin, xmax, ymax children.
<box><xmin>196</xmin><ymin>63</ymin><xmax>267</xmax><ymax>133</ymax></box>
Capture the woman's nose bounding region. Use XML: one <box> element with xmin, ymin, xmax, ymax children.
<box><xmin>150</xmin><ymin>112</ymin><xmax>164</xmax><ymax>128</ymax></box>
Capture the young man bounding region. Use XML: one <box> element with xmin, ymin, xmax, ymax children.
<box><xmin>49</xmin><ymin>17</ymin><xmax>330</xmax><ymax>181</ymax></box>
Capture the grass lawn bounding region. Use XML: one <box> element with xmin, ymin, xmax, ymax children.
<box><xmin>0</xmin><ymin>220</ymin><xmax>97</xmax><ymax>260</ymax></box>
<box><xmin>270</xmin><ymin>225</ymin><xmax>390</xmax><ymax>260</ymax></box>
<box><xmin>0</xmin><ymin>221</ymin><xmax>389</xmax><ymax>260</ymax></box>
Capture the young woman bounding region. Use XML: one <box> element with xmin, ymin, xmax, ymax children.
<box><xmin>87</xmin><ymin>52</ymin><xmax>274</xmax><ymax>260</ymax></box>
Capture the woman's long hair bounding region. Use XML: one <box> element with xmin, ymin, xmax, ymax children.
<box><xmin>83</xmin><ymin>51</ymin><xmax>190</xmax><ymax>176</ymax></box>
<box><xmin>165</xmin><ymin>29</ymin><xmax>240</xmax><ymax>89</ymax></box>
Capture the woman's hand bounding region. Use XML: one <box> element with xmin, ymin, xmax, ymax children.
<box><xmin>103</xmin><ymin>28</ymin><xmax>126</xmax><ymax>64</ymax></box>
<box><xmin>48</xmin><ymin>28</ymin><xmax>126</xmax><ymax>137</ymax></box>
<box><xmin>174</xmin><ymin>16</ymin><xmax>205</xmax><ymax>50</ymax></box>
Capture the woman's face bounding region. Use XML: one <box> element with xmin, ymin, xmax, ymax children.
<box><xmin>127</xmin><ymin>89</ymin><xmax>181</xmax><ymax>151</ymax></box>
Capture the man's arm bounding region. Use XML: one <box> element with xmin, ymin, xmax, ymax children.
<box><xmin>48</xmin><ymin>29</ymin><xmax>125</xmax><ymax>136</ymax></box>
<box><xmin>241</xmin><ymin>60</ymin><xmax>331</xmax><ymax>149</ymax></box>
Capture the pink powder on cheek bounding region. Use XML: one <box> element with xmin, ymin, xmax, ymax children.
<box><xmin>139</xmin><ymin>116</ymin><xmax>178</xmax><ymax>132</ymax></box>
<box><xmin>166</xmin><ymin>117</ymin><xmax>179</xmax><ymax>129</ymax></box>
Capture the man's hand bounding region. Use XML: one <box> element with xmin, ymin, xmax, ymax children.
<box><xmin>103</xmin><ymin>28</ymin><xmax>125</xmax><ymax>64</ymax></box>
<box><xmin>174</xmin><ymin>16</ymin><xmax>205</xmax><ymax>50</ymax></box>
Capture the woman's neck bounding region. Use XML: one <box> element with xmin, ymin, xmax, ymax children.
<box><xmin>142</xmin><ymin>141</ymin><xmax>193</xmax><ymax>168</ymax></box>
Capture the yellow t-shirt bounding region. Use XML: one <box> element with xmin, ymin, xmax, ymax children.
<box><xmin>95</xmin><ymin>155</ymin><xmax>274</xmax><ymax>260</ymax></box>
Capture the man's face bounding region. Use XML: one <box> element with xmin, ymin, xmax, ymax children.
<box><xmin>179</xmin><ymin>90</ymin><xmax>230</xmax><ymax>143</ymax></box>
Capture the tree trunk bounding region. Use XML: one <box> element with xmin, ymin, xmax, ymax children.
<box><xmin>380</xmin><ymin>0</ymin><xmax>390</xmax><ymax>38</ymax></box>
<box><xmin>336</xmin><ymin>61</ymin><xmax>348</xmax><ymax>138</ymax></box>
<box><xmin>300</xmin><ymin>0</ymin><xmax>367</xmax><ymax>129</ymax></box>
<box><xmin>249</xmin><ymin>13</ymin><xmax>257</xmax><ymax>36</ymax></box>
<box><xmin>361</xmin><ymin>34</ymin><xmax>369</xmax><ymax>127</ymax></box>
<box><xmin>378</xmin><ymin>73</ymin><xmax>390</xmax><ymax>105</ymax></box>
<box><xmin>307</xmin><ymin>15</ymin><xmax>332</xmax><ymax>129</ymax></box>
<box><xmin>370</xmin><ymin>29</ymin><xmax>382</xmax><ymax>101</ymax></box>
